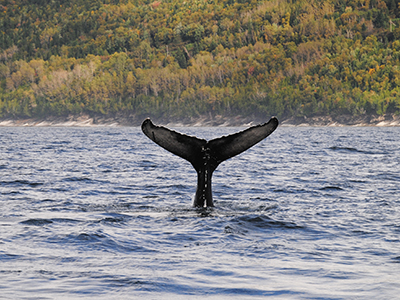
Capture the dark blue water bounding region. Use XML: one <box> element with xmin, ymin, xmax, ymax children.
<box><xmin>1</xmin><ymin>125</ymin><xmax>399</xmax><ymax>299</ymax></box>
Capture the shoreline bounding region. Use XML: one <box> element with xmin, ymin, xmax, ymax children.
<box><xmin>1</xmin><ymin>113</ymin><xmax>400</xmax><ymax>127</ymax></box>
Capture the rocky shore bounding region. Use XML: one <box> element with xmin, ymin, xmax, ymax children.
<box><xmin>1</xmin><ymin>113</ymin><xmax>400</xmax><ymax>127</ymax></box>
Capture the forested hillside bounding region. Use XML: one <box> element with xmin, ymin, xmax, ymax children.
<box><xmin>1</xmin><ymin>0</ymin><xmax>400</xmax><ymax>121</ymax></box>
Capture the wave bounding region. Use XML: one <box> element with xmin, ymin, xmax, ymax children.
<box><xmin>329</xmin><ymin>146</ymin><xmax>386</xmax><ymax>155</ymax></box>
<box><xmin>20</xmin><ymin>218</ymin><xmax>53</xmax><ymax>226</ymax></box>
<box><xmin>229</xmin><ymin>215</ymin><xmax>302</xmax><ymax>231</ymax></box>
<box><xmin>0</xmin><ymin>180</ymin><xmax>44</xmax><ymax>187</ymax></box>
<box><xmin>20</xmin><ymin>218</ymin><xmax>82</xmax><ymax>226</ymax></box>
<box><xmin>329</xmin><ymin>146</ymin><xmax>362</xmax><ymax>153</ymax></box>
<box><xmin>319</xmin><ymin>186</ymin><xmax>344</xmax><ymax>191</ymax></box>
<box><xmin>62</xmin><ymin>177</ymin><xmax>93</xmax><ymax>182</ymax></box>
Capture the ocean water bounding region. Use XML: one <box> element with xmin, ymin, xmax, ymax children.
<box><xmin>0</xmin><ymin>125</ymin><xmax>399</xmax><ymax>299</ymax></box>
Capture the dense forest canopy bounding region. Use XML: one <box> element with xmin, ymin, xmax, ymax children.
<box><xmin>1</xmin><ymin>0</ymin><xmax>400</xmax><ymax>120</ymax></box>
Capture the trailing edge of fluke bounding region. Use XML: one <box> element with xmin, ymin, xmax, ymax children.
<box><xmin>141</xmin><ymin>117</ymin><xmax>279</xmax><ymax>207</ymax></box>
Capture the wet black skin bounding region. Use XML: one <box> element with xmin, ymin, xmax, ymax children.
<box><xmin>194</xmin><ymin>145</ymin><xmax>214</xmax><ymax>207</ymax></box>
<box><xmin>141</xmin><ymin>117</ymin><xmax>279</xmax><ymax>207</ymax></box>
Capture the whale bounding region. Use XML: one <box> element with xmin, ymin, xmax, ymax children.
<box><xmin>141</xmin><ymin>117</ymin><xmax>279</xmax><ymax>207</ymax></box>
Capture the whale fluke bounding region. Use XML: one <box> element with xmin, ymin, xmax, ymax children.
<box><xmin>141</xmin><ymin>117</ymin><xmax>279</xmax><ymax>207</ymax></box>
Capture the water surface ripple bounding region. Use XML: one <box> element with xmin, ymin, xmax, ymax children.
<box><xmin>1</xmin><ymin>126</ymin><xmax>399</xmax><ymax>299</ymax></box>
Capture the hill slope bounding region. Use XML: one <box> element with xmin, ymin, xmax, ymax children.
<box><xmin>1</xmin><ymin>0</ymin><xmax>400</xmax><ymax>121</ymax></box>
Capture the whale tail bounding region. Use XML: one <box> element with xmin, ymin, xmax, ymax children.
<box><xmin>141</xmin><ymin>117</ymin><xmax>279</xmax><ymax>207</ymax></box>
<box><xmin>141</xmin><ymin>117</ymin><xmax>278</xmax><ymax>172</ymax></box>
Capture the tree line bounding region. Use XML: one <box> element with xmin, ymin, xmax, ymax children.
<box><xmin>1</xmin><ymin>0</ymin><xmax>400</xmax><ymax>120</ymax></box>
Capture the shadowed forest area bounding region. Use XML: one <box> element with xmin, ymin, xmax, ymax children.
<box><xmin>1</xmin><ymin>0</ymin><xmax>400</xmax><ymax>123</ymax></box>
